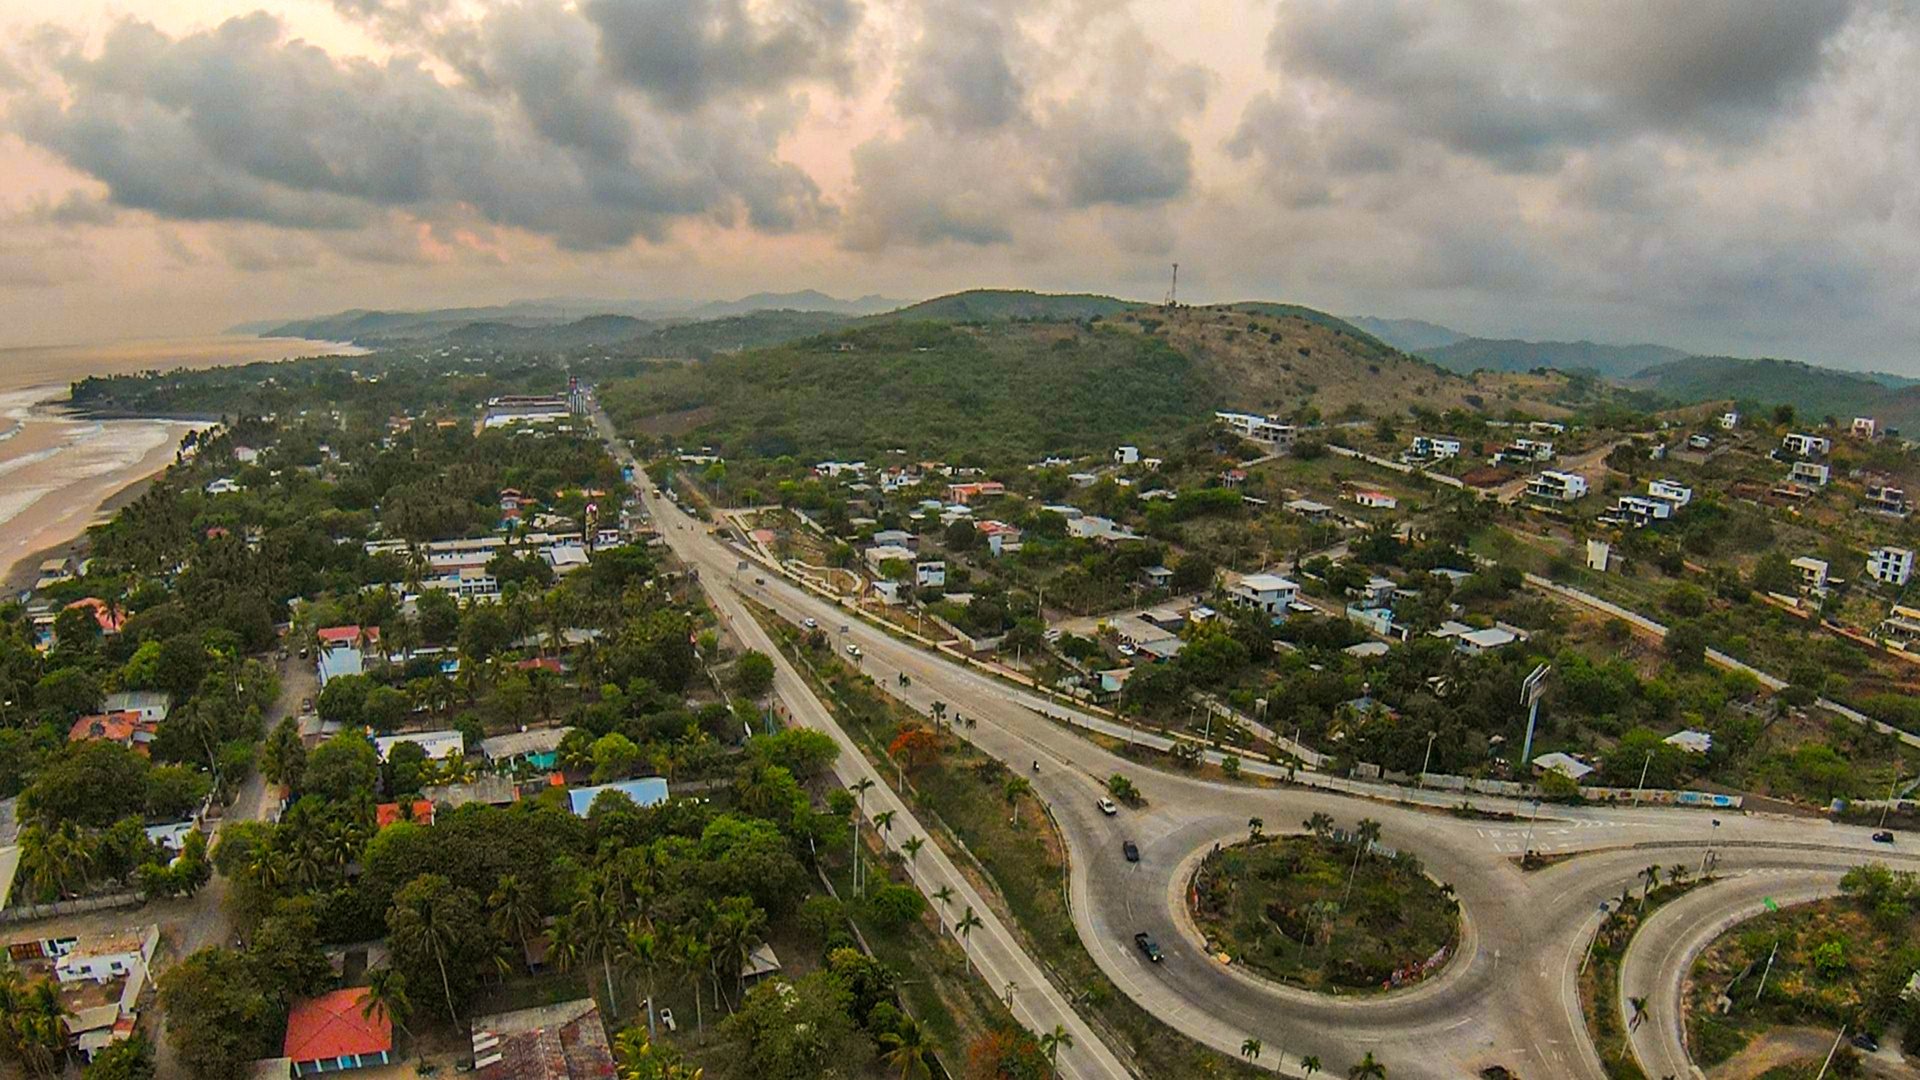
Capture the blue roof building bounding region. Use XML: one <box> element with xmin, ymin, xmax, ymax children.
<box><xmin>567</xmin><ymin>778</ymin><xmax>670</xmax><ymax>817</ymax></box>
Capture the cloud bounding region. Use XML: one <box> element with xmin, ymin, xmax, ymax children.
<box><xmin>582</xmin><ymin>0</ymin><xmax>860</xmax><ymax>112</ymax></box>
<box><xmin>4</xmin><ymin>7</ymin><xmax>829</xmax><ymax>251</ymax></box>
<box><xmin>893</xmin><ymin>4</ymin><xmax>1027</xmax><ymax>132</ymax></box>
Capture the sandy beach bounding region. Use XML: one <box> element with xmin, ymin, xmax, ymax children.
<box><xmin>0</xmin><ymin>335</ymin><xmax>360</xmax><ymax>592</ymax></box>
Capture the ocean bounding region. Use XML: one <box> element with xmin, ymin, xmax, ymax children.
<box><xmin>0</xmin><ymin>335</ymin><xmax>362</xmax><ymax>588</ymax></box>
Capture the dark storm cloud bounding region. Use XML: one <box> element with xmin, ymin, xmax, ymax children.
<box><xmin>5</xmin><ymin>8</ymin><xmax>828</xmax><ymax>250</ymax></box>
<box><xmin>583</xmin><ymin>0</ymin><xmax>860</xmax><ymax>112</ymax></box>
<box><xmin>893</xmin><ymin>4</ymin><xmax>1026</xmax><ymax>132</ymax></box>
<box><xmin>1262</xmin><ymin>0</ymin><xmax>1859</xmax><ymax>170</ymax></box>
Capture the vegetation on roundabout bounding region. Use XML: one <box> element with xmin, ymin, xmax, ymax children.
<box><xmin>1190</xmin><ymin>819</ymin><xmax>1460</xmax><ymax>993</ymax></box>
<box><xmin>1686</xmin><ymin>864</ymin><xmax>1920</xmax><ymax>1075</ymax></box>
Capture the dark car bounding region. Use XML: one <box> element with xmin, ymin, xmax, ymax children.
<box><xmin>1122</xmin><ymin>840</ymin><xmax>1140</xmax><ymax>863</ymax></box>
<box><xmin>1850</xmin><ymin>1031</ymin><xmax>1879</xmax><ymax>1052</ymax></box>
<box><xmin>1134</xmin><ymin>932</ymin><xmax>1162</xmax><ymax>962</ymax></box>
<box><xmin>1872</xmin><ymin>830</ymin><xmax>1896</xmax><ymax>844</ymax></box>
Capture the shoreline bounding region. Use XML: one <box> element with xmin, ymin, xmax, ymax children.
<box><xmin>2</xmin><ymin>461</ymin><xmax>169</xmax><ymax>597</ymax></box>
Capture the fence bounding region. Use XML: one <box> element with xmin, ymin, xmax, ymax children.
<box><xmin>0</xmin><ymin>891</ymin><xmax>142</xmax><ymax>926</ymax></box>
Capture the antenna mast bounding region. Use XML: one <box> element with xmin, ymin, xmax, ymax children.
<box><xmin>1165</xmin><ymin>263</ymin><xmax>1179</xmax><ymax>307</ymax></box>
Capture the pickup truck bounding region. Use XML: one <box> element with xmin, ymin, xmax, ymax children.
<box><xmin>1133</xmin><ymin>932</ymin><xmax>1162</xmax><ymax>963</ymax></box>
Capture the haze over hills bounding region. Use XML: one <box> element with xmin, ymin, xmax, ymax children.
<box><xmin>1343</xmin><ymin>316</ymin><xmax>1470</xmax><ymax>353</ymax></box>
<box><xmin>1422</xmin><ymin>338</ymin><xmax>1689</xmax><ymax>379</ymax></box>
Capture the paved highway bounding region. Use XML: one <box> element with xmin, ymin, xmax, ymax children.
<box><xmin>604</xmin><ymin>426</ymin><xmax>1917</xmax><ymax>1078</ymax></box>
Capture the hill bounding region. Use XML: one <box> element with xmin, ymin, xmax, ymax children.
<box><xmin>688</xmin><ymin>290</ymin><xmax>900</xmax><ymax>318</ymax></box>
<box><xmin>443</xmin><ymin>314</ymin><xmax>653</xmax><ymax>349</ymax></box>
<box><xmin>599</xmin><ymin>319</ymin><xmax>1205</xmax><ymax>461</ymax></box>
<box><xmin>877</xmin><ymin>289</ymin><xmax>1138</xmax><ymax>323</ymax></box>
<box><xmin>630</xmin><ymin>310</ymin><xmax>853</xmax><ymax>357</ymax></box>
<box><xmin>1344</xmin><ymin>316</ymin><xmax>1469</xmax><ymax>353</ymax></box>
<box><xmin>1628</xmin><ymin>355</ymin><xmax>1894</xmax><ymax>419</ymax></box>
<box><xmin>1423</xmin><ymin>337</ymin><xmax>1687</xmax><ymax>378</ymax></box>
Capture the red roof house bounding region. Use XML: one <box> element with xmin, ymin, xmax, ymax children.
<box><xmin>68</xmin><ymin>711</ymin><xmax>160</xmax><ymax>754</ymax></box>
<box><xmin>284</xmin><ymin>988</ymin><xmax>393</xmax><ymax>1076</ymax></box>
<box><xmin>65</xmin><ymin>598</ymin><xmax>125</xmax><ymax>635</ymax></box>
<box><xmin>317</xmin><ymin>626</ymin><xmax>377</xmax><ymax>649</ymax></box>
<box><xmin>374</xmin><ymin>800</ymin><xmax>436</xmax><ymax>829</ymax></box>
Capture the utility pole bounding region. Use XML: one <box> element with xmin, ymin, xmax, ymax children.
<box><xmin>1165</xmin><ymin>263</ymin><xmax>1179</xmax><ymax>307</ymax></box>
<box><xmin>1420</xmin><ymin>731</ymin><xmax>1439</xmax><ymax>787</ymax></box>
<box><xmin>1579</xmin><ymin>901</ymin><xmax>1611</xmax><ymax>974</ymax></box>
<box><xmin>1634</xmin><ymin>749</ymin><xmax>1654</xmax><ymax>805</ymax></box>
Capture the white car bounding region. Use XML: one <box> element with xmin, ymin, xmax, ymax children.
<box><xmin>1117</xmin><ymin>642</ymin><xmax>1137</xmax><ymax>657</ymax></box>
<box><xmin>1098</xmin><ymin>797</ymin><xmax>1119</xmax><ymax>816</ymax></box>
<box><xmin>846</xmin><ymin>643</ymin><xmax>863</xmax><ymax>659</ymax></box>
<box><xmin>803</xmin><ymin>617</ymin><xmax>818</xmax><ymax>629</ymax></box>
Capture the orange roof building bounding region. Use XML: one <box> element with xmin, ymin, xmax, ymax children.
<box><xmin>65</xmin><ymin>598</ymin><xmax>125</xmax><ymax>635</ymax></box>
<box><xmin>67</xmin><ymin>711</ymin><xmax>159</xmax><ymax>754</ymax></box>
<box><xmin>374</xmin><ymin>800</ymin><xmax>436</xmax><ymax>829</ymax></box>
<box><xmin>284</xmin><ymin>988</ymin><xmax>393</xmax><ymax>1076</ymax></box>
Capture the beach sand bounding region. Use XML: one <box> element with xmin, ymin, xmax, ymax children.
<box><xmin>0</xmin><ymin>335</ymin><xmax>360</xmax><ymax>592</ymax></box>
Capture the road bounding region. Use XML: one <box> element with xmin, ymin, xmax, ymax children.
<box><xmin>601</xmin><ymin>413</ymin><xmax>1918</xmax><ymax>1078</ymax></box>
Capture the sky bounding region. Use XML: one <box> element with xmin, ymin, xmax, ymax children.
<box><xmin>1</xmin><ymin>0</ymin><xmax>1916</xmax><ymax>370</ymax></box>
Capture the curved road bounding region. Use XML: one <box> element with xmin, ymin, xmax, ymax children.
<box><xmin>625</xmin><ymin>456</ymin><xmax>1919</xmax><ymax>1079</ymax></box>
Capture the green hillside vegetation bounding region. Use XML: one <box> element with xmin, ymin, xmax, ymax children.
<box><xmin>443</xmin><ymin>314</ymin><xmax>649</xmax><ymax>349</ymax></box>
<box><xmin>631</xmin><ymin>310</ymin><xmax>853</xmax><ymax>358</ymax></box>
<box><xmin>1630</xmin><ymin>355</ymin><xmax>1893</xmax><ymax>420</ymax></box>
<box><xmin>876</xmin><ymin>288</ymin><xmax>1138</xmax><ymax>323</ymax></box>
<box><xmin>1218</xmin><ymin>302</ymin><xmax>1397</xmax><ymax>349</ymax></box>
<box><xmin>599</xmin><ymin>319</ymin><xmax>1207</xmax><ymax>461</ymax></box>
<box><xmin>1424</xmin><ymin>338</ymin><xmax>1686</xmax><ymax>378</ymax></box>
<box><xmin>1344</xmin><ymin>315</ymin><xmax>1468</xmax><ymax>353</ymax></box>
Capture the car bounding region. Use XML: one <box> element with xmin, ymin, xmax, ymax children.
<box><xmin>846</xmin><ymin>644</ymin><xmax>863</xmax><ymax>659</ymax></box>
<box><xmin>1122</xmin><ymin>840</ymin><xmax>1140</xmax><ymax>862</ymax></box>
<box><xmin>1850</xmin><ymin>1031</ymin><xmax>1878</xmax><ymax>1052</ymax></box>
<box><xmin>1133</xmin><ymin>932</ymin><xmax>1162</xmax><ymax>962</ymax></box>
<box><xmin>1872</xmin><ymin>830</ymin><xmax>1896</xmax><ymax>844</ymax></box>
<box><xmin>1117</xmin><ymin>642</ymin><xmax>1138</xmax><ymax>657</ymax></box>
<box><xmin>1098</xmin><ymin>797</ymin><xmax>1118</xmax><ymax>816</ymax></box>
<box><xmin>754</xmin><ymin>576</ymin><xmax>766</xmax><ymax>585</ymax></box>
<box><xmin>300</xmin><ymin>697</ymin><xmax>313</xmax><ymax>714</ymax></box>
<box><xmin>803</xmin><ymin>617</ymin><xmax>818</xmax><ymax>629</ymax></box>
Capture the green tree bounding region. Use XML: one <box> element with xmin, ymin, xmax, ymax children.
<box><xmin>387</xmin><ymin>873</ymin><xmax>487</xmax><ymax>1025</ymax></box>
<box><xmin>156</xmin><ymin>948</ymin><xmax>276</xmax><ymax>1080</ymax></box>
<box><xmin>305</xmin><ymin>732</ymin><xmax>379</xmax><ymax>803</ymax></box>
<box><xmin>731</xmin><ymin>651</ymin><xmax>776</xmax><ymax>698</ymax></box>
<box><xmin>82</xmin><ymin>1035</ymin><xmax>156</xmax><ymax>1080</ymax></box>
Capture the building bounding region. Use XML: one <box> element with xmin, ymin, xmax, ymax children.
<box><xmin>1720</xmin><ymin>411</ymin><xmax>1741</xmax><ymax>429</ymax></box>
<box><xmin>1868</xmin><ymin>547</ymin><xmax>1914</xmax><ymax>587</ymax></box>
<box><xmin>1531</xmin><ymin>752</ymin><xmax>1594</xmax><ymax>782</ymax></box>
<box><xmin>1664</xmin><ymin>730</ymin><xmax>1713</xmax><ymax>755</ymax></box>
<box><xmin>1879</xmin><ymin>604</ymin><xmax>1920</xmax><ymax>646</ymax></box>
<box><xmin>5</xmin><ymin>925</ymin><xmax>159</xmax><ymax>1061</ymax></box>
<box><xmin>374</xmin><ymin>800</ymin><xmax>436</xmax><ymax>829</ymax></box>
<box><xmin>567</xmin><ymin>777</ymin><xmax>670</xmax><ymax>817</ymax></box>
<box><xmin>65</xmin><ymin>598</ymin><xmax>125</xmax><ymax>635</ymax></box>
<box><xmin>53</xmin><ymin>926</ymin><xmax>158</xmax><ymax>986</ymax></box>
<box><xmin>1114</xmin><ymin>445</ymin><xmax>1140</xmax><ymax>465</ymax></box>
<box><xmin>1863</xmin><ymin>482</ymin><xmax>1910</xmax><ymax>518</ymax></box>
<box><xmin>1066</xmin><ymin>515</ymin><xmax>1139</xmax><ymax>542</ymax></box>
<box><xmin>471</xmin><ymin>999</ymin><xmax>616</xmax><ymax>1080</ymax></box>
<box><xmin>864</xmin><ymin>544</ymin><xmax>917</xmax><ymax>576</ymax></box>
<box><xmin>67</xmin><ymin>712</ymin><xmax>160</xmax><ymax>753</ymax></box>
<box><xmin>871</xmin><ymin>528</ymin><xmax>914</xmax><ymax>548</ymax></box>
<box><xmin>1229</xmin><ymin>574</ymin><xmax>1300</xmax><ymax>621</ymax></box>
<box><xmin>101</xmin><ymin>691</ymin><xmax>171</xmax><ymax>724</ymax></box>
<box><xmin>1648</xmin><ymin>479</ymin><xmax>1693</xmax><ymax>507</ymax></box>
<box><xmin>1686</xmin><ymin>433</ymin><xmax>1713</xmax><ymax>451</ymax></box>
<box><xmin>1781</xmin><ymin>433</ymin><xmax>1831</xmax><ymax>458</ymax></box>
<box><xmin>1455</xmin><ymin>626</ymin><xmax>1520</xmax><ymax>655</ymax></box>
<box><xmin>483</xmin><ymin>394</ymin><xmax>573</xmax><ymax>429</ymax></box>
<box><xmin>1215</xmin><ymin>411</ymin><xmax>1297</xmax><ymax>447</ymax></box>
<box><xmin>1283</xmin><ymin>498</ymin><xmax>1333</xmax><ymax>521</ymax></box>
<box><xmin>914</xmin><ymin>560</ymin><xmax>946</xmax><ymax>589</ymax></box>
<box><xmin>946</xmin><ymin>481</ymin><xmax>1005</xmax><ymax>505</ymax></box>
<box><xmin>1852</xmin><ymin>417</ymin><xmax>1878</xmax><ymax>439</ymax></box>
<box><xmin>373</xmin><ymin>730</ymin><xmax>466</xmax><ymax>762</ymax></box>
<box><xmin>1524</xmin><ymin>470</ymin><xmax>1589</xmax><ymax>502</ymax></box>
<box><xmin>1791</xmin><ymin>556</ymin><xmax>1830</xmax><ymax>593</ymax></box>
<box><xmin>543</xmin><ymin>545</ymin><xmax>590</xmax><ymax>574</ymax></box>
<box><xmin>975</xmin><ymin>519</ymin><xmax>1023</xmax><ymax>556</ymax></box>
<box><xmin>1142</xmin><ymin>565</ymin><xmax>1174</xmax><ymax>589</ymax></box>
<box><xmin>1789</xmin><ymin>460</ymin><xmax>1831</xmax><ymax>486</ymax></box>
<box><xmin>1604</xmin><ymin>495</ymin><xmax>1674</xmax><ymax>528</ymax></box>
<box><xmin>285</xmin><ymin>988</ymin><xmax>394</xmax><ymax>1077</ymax></box>
<box><xmin>1409</xmin><ymin>435</ymin><xmax>1462</xmax><ymax>460</ymax></box>
<box><xmin>1349</xmin><ymin>489</ymin><xmax>1397</xmax><ymax>510</ymax></box>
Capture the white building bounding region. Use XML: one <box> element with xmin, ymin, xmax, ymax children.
<box><xmin>1781</xmin><ymin>433</ymin><xmax>1831</xmax><ymax>458</ymax></box>
<box><xmin>863</xmin><ymin>544</ymin><xmax>917</xmax><ymax>576</ymax></box>
<box><xmin>1525</xmin><ymin>470</ymin><xmax>1589</xmax><ymax>502</ymax></box>
<box><xmin>1789</xmin><ymin>460</ymin><xmax>1831</xmax><ymax>487</ymax></box>
<box><xmin>1229</xmin><ymin>574</ymin><xmax>1300</xmax><ymax>620</ymax></box>
<box><xmin>1114</xmin><ymin>445</ymin><xmax>1140</xmax><ymax>465</ymax></box>
<box><xmin>1863</xmin><ymin>482</ymin><xmax>1910</xmax><ymax>518</ymax></box>
<box><xmin>1791</xmin><ymin>556</ymin><xmax>1830</xmax><ymax>593</ymax></box>
<box><xmin>1606</xmin><ymin>494</ymin><xmax>1674</xmax><ymax>528</ymax></box>
<box><xmin>915</xmin><ymin>560</ymin><xmax>947</xmax><ymax>589</ymax></box>
<box><xmin>1648</xmin><ymin>479</ymin><xmax>1693</xmax><ymax>507</ymax></box>
<box><xmin>1852</xmin><ymin>417</ymin><xmax>1878</xmax><ymax>439</ymax></box>
<box><xmin>1410</xmin><ymin>435</ymin><xmax>1462</xmax><ymax>460</ymax></box>
<box><xmin>374</xmin><ymin>730</ymin><xmax>466</xmax><ymax>762</ymax></box>
<box><xmin>54</xmin><ymin>926</ymin><xmax>159</xmax><ymax>986</ymax></box>
<box><xmin>101</xmin><ymin>691</ymin><xmax>172</xmax><ymax>724</ymax></box>
<box><xmin>482</xmin><ymin>395</ymin><xmax>572</xmax><ymax>428</ymax></box>
<box><xmin>1349</xmin><ymin>489</ymin><xmax>1397</xmax><ymax>510</ymax></box>
<box><xmin>1867</xmin><ymin>547</ymin><xmax>1914</xmax><ymax>587</ymax></box>
<box><xmin>1215</xmin><ymin>411</ymin><xmax>1297</xmax><ymax>447</ymax></box>
<box><xmin>1719</xmin><ymin>411</ymin><xmax>1741</xmax><ymax>430</ymax></box>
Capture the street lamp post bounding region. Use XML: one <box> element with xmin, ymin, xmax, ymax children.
<box><xmin>1522</xmin><ymin>798</ymin><xmax>1543</xmax><ymax>863</ymax></box>
<box><xmin>1880</xmin><ymin>775</ymin><xmax>1912</xmax><ymax>829</ymax></box>
<box><xmin>1700</xmin><ymin>818</ymin><xmax>1722</xmax><ymax>875</ymax></box>
<box><xmin>1633</xmin><ymin>749</ymin><xmax>1654</xmax><ymax>805</ymax></box>
<box><xmin>1579</xmin><ymin>901</ymin><xmax>1612</xmax><ymax>974</ymax></box>
<box><xmin>1420</xmin><ymin>731</ymin><xmax>1439</xmax><ymax>787</ymax></box>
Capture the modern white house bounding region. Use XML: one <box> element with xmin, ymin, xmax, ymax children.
<box><xmin>915</xmin><ymin>559</ymin><xmax>947</xmax><ymax>588</ymax></box>
<box><xmin>1409</xmin><ymin>435</ymin><xmax>1462</xmax><ymax>460</ymax></box>
<box><xmin>1648</xmin><ymin>479</ymin><xmax>1693</xmax><ymax>507</ymax></box>
<box><xmin>1215</xmin><ymin>411</ymin><xmax>1297</xmax><ymax>447</ymax></box>
<box><xmin>1789</xmin><ymin>460</ymin><xmax>1831</xmax><ymax>486</ymax></box>
<box><xmin>374</xmin><ymin>730</ymin><xmax>465</xmax><ymax>762</ymax></box>
<box><xmin>1605</xmin><ymin>494</ymin><xmax>1675</xmax><ymax>528</ymax></box>
<box><xmin>1852</xmin><ymin>417</ymin><xmax>1878</xmax><ymax>439</ymax></box>
<box><xmin>1863</xmin><ymin>482</ymin><xmax>1910</xmax><ymax>518</ymax></box>
<box><xmin>1114</xmin><ymin>445</ymin><xmax>1140</xmax><ymax>465</ymax></box>
<box><xmin>101</xmin><ymin>691</ymin><xmax>172</xmax><ymax>724</ymax></box>
<box><xmin>1525</xmin><ymin>470</ymin><xmax>1589</xmax><ymax>502</ymax></box>
<box><xmin>1791</xmin><ymin>556</ymin><xmax>1831</xmax><ymax>593</ymax></box>
<box><xmin>1719</xmin><ymin>411</ymin><xmax>1741</xmax><ymax>430</ymax></box>
<box><xmin>1349</xmin><ymin>489</ymin><xmax>1397</xmax><ymax>510</ymax></box>
<box><xmin>1229</xmin><ymin>574</ymin><xmax>1300</xmax><ymax>620</ymax></box>
<box><xmin>1781</xmin><ymin>433</ymin><xmax>1832</xmax><ymax>458</ymax></box>
<box><xmin>1867</xmin><ymin>546</ymin><xmax>1914</xmax><ymax>587</ymax></box>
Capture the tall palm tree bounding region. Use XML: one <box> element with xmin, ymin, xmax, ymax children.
<box><xmin>1248</xmin><ymin>816</ymin><xmax>1265</xmax><ymax>842</ymax></box>
<box><xmin>1301</xmin><ymin>1055</ymin><xmax>1321</xmax><ymax>1077</ymax></box>
<box><xmin>1003</xmin><ymin>776</ymin><xmax>1031</xmax><ymax>827</ymax></box>
<box><xmin>1241</xmin><ymin>1038</ymin><xmax>1262</xmax><ymax>1062</ymax></box>
<box><xmin>488</xmin><ymin>875</ymin><xmax>544</xmax><ymax>973</ymax></box>
<box><xmin>1347</xmin><ymin>1051</ymin><xmax>1387</xmax><ymax>1079</ymax></box>
<box><xmin>674</xmin><ymin>929</ymin><xmax>713</xmax><ymax>1031</ymax></box>
<box><xmin>612</xmin><ymin>1027</ymin><xmax>704</xmax><ymax>1080</ymax></box>
<box><xmin>873</xmin><ymin>809</ymin><xmax>897</xmax><ymax>840</ymax></box>
<box><xmin>621</xmin><ymin>924</ymin><xmax>661</xmax><ymax>1035</ymax></box>
<box><xmin>361</xmin><ymin>966</ymin><xmax>414</xmax><ymax>1046</ymax></box>
<box><xmin>954</xmin><ymin>906</ymin><xmax>984</xmax><ymax>945</ymax></box>
<box><xmin>1303</xmin><ymin>812</ymin><xmax>1335</xmax><ymax>840</ymax></box>
<box><xmin>1342</xmin><ymin>819</ymin><xmax>1383</xmax><ymax>906</ymax></box>
<box><xmin>553</xmin><ymin>885</ymin><xmax>626</xmax><ymax>1015</ymax></box>
<box><xmin>1039</xmin><ymin>1023</ymin><xmax>1074</xmax><ymax>1078</ymax></box>
<box><xmin>850</xmin><ymin>778</ymin><xmax>876</xmax><ymax>891</ymax></box>
<box><xmin>901</xmin><ymin>836</ymin><xmax>925</xmax><ymax>865</ymax></box>
<box><xmin>1640</xmin><ymin>864</ymin><xmax>1661</xmax><ymax>901</ymax></box>
<box><xmin>389</xmin><ymin>885</ymin><xmax>464</xmax><ymax>1025</ymax></box>
<box><xmin>878</xmin><ymin>1016</ymin><xmax>934</xmax><ymax>1080</ymax></box>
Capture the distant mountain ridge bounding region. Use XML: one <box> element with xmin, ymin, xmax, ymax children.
<box><xmin>1344</xmin><ymin>316</ymin><xmax>1470</xmax><ymax>353</ymax></box>
<box><xmin>1423</xmin><ymin>337</ymin><xmax>1688</xmax><ymax>378</ymax></box>
<box><xmin>876</xmin><ymin>289</ymin><xmax>1139</xmax><ymax>323</ymax></box>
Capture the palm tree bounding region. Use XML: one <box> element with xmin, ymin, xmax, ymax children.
<box><xmin>1</xmin><ymin>969</ymin><xmax>70</xmax><ymax>1078</ymax></box>
<box><xmin>553</xmin><ymin>885</ymin><xmax>626</xmax><ymax>1015</ymax></box>
<box><xmin>612</xmin><ymin>1027</ymin><xmax>704</xmax><ymax>1080</ymax></box>
<box><xmin>707</xmin><ymin>897</ymin><xmax>765</xmax><ymax>1007</ymax></box>
<box><xmin>850</xmin><ymin>778</ymin><xmax>876</xmax><ymax>892</ymax></box>
<box><xmin>621</xmin><ymin>925</ymin><xmax>661</xmax><ymax>1035</ymax></box>
<box><xmin>489</xmin><ymin>875</ymin><xmax>544</xmax><ymax>973</ymax></box>
<box><xmin>1668</xmin><ymin>863</ymin><xmax>1690</xmax><ymax>886</ymax></box>
<box><xmin>360</xmin><ymin>965</ymin><xmax>414</xmax><ymax>1046</ymax></box>
<box><xmin>878</xmin><ymin>1016</ymin><xmax>934</xmax><ymax>1080</ymax></box>
<box><xmin>873</xmin><ymin>809</ymin><xmax>897</xmax><ymax>840</ymax></box>
<box><xmin>673</xmin><ymin>929</ymin><xmax>713</xmax><ymax>1032</ymax></box>
<box><xmin>1303</xmin><ymin>812</ymin><xmax>1335</xmax><ymax>840</ymax></box>
<box><xmin>954</xmin><ymin>905</ymin><xmax>984</xmax><ymax>946</ymax></box>
<box><xmin>1248</xmin><ymin>816</ymin><xmax>1265</xmax><ymax>842</ymax></box>
<box><xmin>901</xmin><ymin>836</ymin><xmax>925</xmax><ymax>866</ymax></box>
<box><xmin>1347</xmin><ymin>1051</ymin><xmax>1387</xmax><ymax>1079</ymax></box>
<box><xmin>1003</xmin><ymin>776</ymin><xmax>1032</xmax><ymax>827</ymax></box>
<box><xmin>1342</xmin><ymin>818</ymin><xmax>1383</xmax><ymax>905</ymax></box>
<box><xmin>1301</xmin><ymin>1055</ymin><xmax>1321</xmax><ymax>1077</ymax></box>
<box><xmin>1640</xmin><ymin>864</ymin><xmax>1661</xmax><ymax>900</ymax></box>
<box><xmin>388</xmin><ymin>884</ymin><xmax>464</xmax><ymax>1026</ymax></box>
<box><xmin>1627</xmin><ymin>995</ymin><xmax>1648</xmax><ymax>1031</ymax></box>
<box><xmin>1039</xmin><ymin>1023</ymin><xmax>1074</xmax><ymax>1078</ymax></box>
<box><xmin>1241</xmin><ymin>1038</ymin><xmax>1262</xmax><ymax>1062</ymax></box>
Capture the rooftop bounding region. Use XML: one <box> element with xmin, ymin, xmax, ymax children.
<box><xmin>284</xmin><ymin>988</ymin><xmax>393</xmax><ymax>1063</ymax></box>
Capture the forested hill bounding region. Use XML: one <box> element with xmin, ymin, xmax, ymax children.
<box><xmin>1627</xmin><ymin>355</ymin><xmax>1908</xmax><ymax>422</ymax></box>
<box><xmin>1423</xmin><ymin>337</ymin><xmax>1686</xmax><ymax>378</ymax></box>
<box><xmin>874</xmin><ymin>289</ymin><xmax>1139</xmax><ymax>323</ymax></box>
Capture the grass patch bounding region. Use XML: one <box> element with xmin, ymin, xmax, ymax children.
<box><xmin>1191</xmin><ymin>835</ymin><xmax>1459</xmax><ymax>992</ymax></box>
<box><xmin>1577</xmin><ymin>870</ymin><xmax>1715</xmax><ymax>1080</ymax></box>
